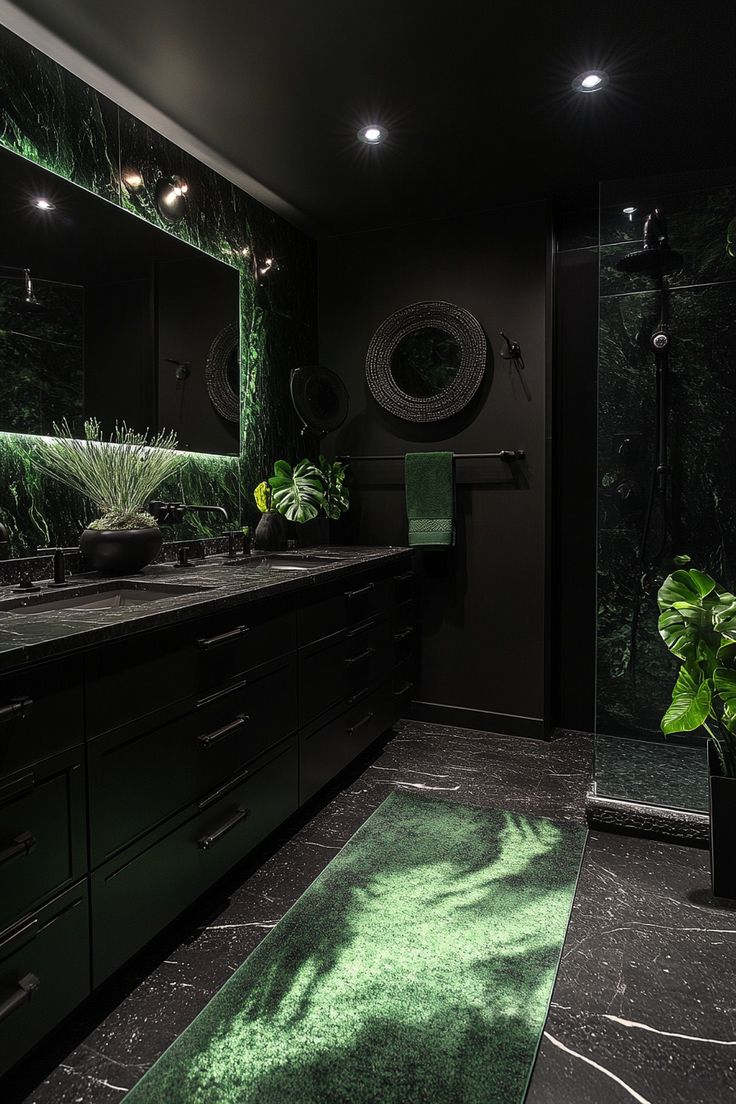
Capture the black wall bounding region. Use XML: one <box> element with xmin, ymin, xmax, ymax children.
<box><xmin>320</xmin><ymin>202</ymin><xmax>550</xmax><ymax>738</ymax></box>
<box><xmin>551</xmin><ymin>229</ymin><xmax>598</xmax><ymax>734</ymax></box>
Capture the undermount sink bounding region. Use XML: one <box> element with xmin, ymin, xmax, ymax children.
<box><xmin>222</xmin><ymin>551</ymin><xmax>343</xmax><ymax>572</ymax></box>
<box><xmin>0</xmin><ymin>580</ymin><xmax>210</xmax><ymax>615</ymax></box>
<box><xmin>256</xmin><ymin>552</ymin><xmax>343</xmax><ymax>571</ymax></box>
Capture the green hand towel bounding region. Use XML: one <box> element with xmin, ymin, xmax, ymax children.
<box><xmin>405</xmin><ymin>451</ymin><xmax>455</xmax><ymax>548</ymax></box>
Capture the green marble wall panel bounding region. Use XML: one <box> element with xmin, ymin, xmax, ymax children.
<box><xmin>597</xmin><ymin>177</ymin><xmax>736</xmax><ymax>740</ymax></box>
<box><xmin>0</xmin><ymin>25</ymin><xmax>317</xmax><ymax>554</ymax></box>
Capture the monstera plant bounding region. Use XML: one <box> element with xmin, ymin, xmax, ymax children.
<box><xmin>658</xmin><ymin>565</ymin><xmax>736</xmax><ymax>777</ymax></box>
<box><xmin>254</xmin><ymin>458</ymin><xmax>350</xmax><ymax>525</ymax></box>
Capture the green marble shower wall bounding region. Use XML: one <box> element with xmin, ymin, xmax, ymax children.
<box><xmin>0</xmin><ymin>24</ymin><xmax>317</xmax><ymax>555</ymax></box>
<box><xmin>597</xmin><ymin>171</ymin><xmax>736</xmax><ymax>740</ymax></box>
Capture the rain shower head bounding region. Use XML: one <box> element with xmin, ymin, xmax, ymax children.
<box><xmin>616</xmin><ymin>247</ymin><xmax>683</xmax><ymax>276</ymax></box>
<box><xmin>615</xmin><ymin>207</ymin><xmax>683</xmax><ymax>277</ymax></box>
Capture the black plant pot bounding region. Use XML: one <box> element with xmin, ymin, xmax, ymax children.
<box><xmin>253</xmin><ymin>510</ymin><xmax>287</xmax><ymax>551</ymax></box>
<box><xmin>708</xmin><ymin>741</ymin><xmax>736</xmax><ymax>899</ymax></box>
<box><xmin>80</xmin><ymin>526</ymin><xmax>163</xmax><ymax>576</ymax></box>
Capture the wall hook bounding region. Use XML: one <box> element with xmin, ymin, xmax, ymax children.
<box><xmin>499</xmin><ymin>331</ymin><xmax>522</xmax><ymax>361</ymax></box>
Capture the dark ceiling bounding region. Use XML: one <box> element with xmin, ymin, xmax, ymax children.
<box><xmin>15</xmin><ymin>0</ymin><xmax>736</xmax><ymax>236</ymax></box>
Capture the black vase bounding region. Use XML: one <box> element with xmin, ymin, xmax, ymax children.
<box><xmin>254</xmin><ymin>510</ymin><xmax>287</xmax><ymax>551</ymax></box>
<box><xmin>80</xmin><ymin>526</ymin><xmax>163</xmax><ymax>576</ymax></box>
<box><xmin>708</xmin><ymin>741</ymin><xmax>736</xmax><ymax>899</ymax></box>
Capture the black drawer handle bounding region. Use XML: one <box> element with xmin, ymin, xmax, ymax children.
<box><xmin>345</xmin><ymin>647</ymin><xmax>376</xmax><ymax>667</ymax></box>
<box><xmin>348</xmin><ymin>686</ymin><xmax>371</xmax><ymax>707</ymax></box>
<box><xmin>394</xmin><ymin>681</ymin><xmax>415</xmax><ymax>699</ymax></box>
<box><xmin>345</xmin><ymin>582</ymin><xmax>374</xmax><ymax>600</ymax></box>
<box><xmin>198</xmin><ymin>714</ymin><xmax>249</xmax><ymax>748</ymax></box>
<box><xmin>197</xmin><ymin>625</ymin><xmax>250</xmax><ymax>650</ymax></box>
<box><xmin>394</xmin><ymin>571</ymin><xmax>415</xmax><ymax>583</ymax></box>
<box><xmin>0</xmin><ymin>697</ymin><xmax>32</xmax><ymax>725</ymax></box>
<box><xmin>198</xmin><ymin>808</ymin><xmax>249</xmax><ymax>850</ymax></box>
<box><xmin>346</xmin><ymin>616</ymin><xmax>378</xmax><ymax>640</ymax></box>
<box><xmin>346</xmin><ymin>711</ymin><xmax>374</xmax><ymax>737</ymax></box>
<box><xmin>0</xmin><ymin>973</ymin><xmax>40</xmax><ymax>1025</ymax></box>
<box><xmin>393</xmin><ymin>626</ymin><xmax>415</xmax><ymax>642</ymax></box>
<box><xmin>0</xmin><ymin>831</ymin><xmax>36</xmax><ymax>867</ymax></box>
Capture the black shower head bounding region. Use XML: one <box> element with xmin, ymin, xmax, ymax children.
<box><xmin>616</xmin><ymin>246</ymin><xmax>683</xmax><ymax>276</ymax></box>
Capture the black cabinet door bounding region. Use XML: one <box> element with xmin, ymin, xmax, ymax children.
<box><xmin>0</xmin><ymin>658</ymin><xmax>83</xmax><ymax>779</ymax></box>
<box><xmin>87</xmin><ymin>654</ymin><xmax>298</xmax><ymax>866</ymax></box>
<box><xmin>0</xmin><ymin>882</ymin><xmax>90</xmax><ymax>1077</ymax></box>
<box><xmin>91</xmin><ymin>737</ymin><xmax>299</xmax><ymax>986</ymax></box>
<box><xmin>300</xmin><ymin>682</ymin><xmax>394</xmax><ymax>804</ymax></box>
<box><xmin>0</xmin><ymin>750</ymin><xmax>86</xmax><ymax>932</ymax></box>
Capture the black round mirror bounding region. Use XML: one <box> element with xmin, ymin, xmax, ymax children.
<box><xmin>366</xmin><ymin>301</ymin><xmax>486</xmax><ymax>422</ymax></box>
<box><xmin>390</xmin><ymin>327</ymin><xmax>461</xmax><ymax>398</ymax></box>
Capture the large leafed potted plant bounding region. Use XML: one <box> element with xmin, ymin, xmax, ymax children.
<box><xmin>33</xmin><ymin>418</ymin><xmax>184</xmax><ymax>575</ymax></box>
<box><xmin>658</xmin><ymin>564</ymin><xmax>736</xmax><ymax>897</ymax></box>
<box><xmin>253</xmin><ymin>456</ymin><xmax>349</xmax><ymax>550</ymax></box>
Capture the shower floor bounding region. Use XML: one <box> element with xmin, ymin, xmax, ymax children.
<box><xmin>595</xmin><ymin>733</ymin><xmax>709</xmax><ymax>812</ymax></box>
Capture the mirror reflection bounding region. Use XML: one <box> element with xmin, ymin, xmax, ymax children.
<box><xmin>390</xmin><ymin>326</ymin><xmax>460</xmax><ymax>397</ymax></box>
<box><xmin>0</xmin><ymin>144</ymin><xmax>240</xmax><ymax>455</ymax></box>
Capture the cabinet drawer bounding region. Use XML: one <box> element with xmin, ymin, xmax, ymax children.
<box><xmin>91</xmin><ymin>737</ymin><xmax>298</xmax><ymax>986</ymax></box>
<box><xmin>87</xmin><ymin>655</ymin><xmax>298</xmax><ymax>866</ymax></box>
<box><xmin>0</xmin><ymin>658</ymin><xmax>83</xmax><ymax>779</ymax></box>
<box><xmin>392</xmin><ymin>566</ymin><xmax>418</xmax><ymax>607</ymax></box>
<box><xmin>0</xmin><ymin>750</ymin><xmax>86</xmax><ymax>933</ymax></box>
<box><xmin>85</xmin><ymin>601</ymin><xmax>296</xmax><ymax>739</ymax></box>
<box><xmin>299</xmin><ymin>617</ymin><xmax>392</xmax><ymax>725</ymax></box>
<box><xmin>0</xmin><ymin>881</ymin><xmax>90</xmax><ymax>1076</ymax></box>
<box><xmin>300</xmin><ymin>681</ymin><xmax>394</xmax><ymax>804</ymax></box>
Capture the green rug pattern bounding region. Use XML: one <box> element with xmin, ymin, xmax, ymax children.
<box><xmin>126</xmin><ymin>794</ymin><xmax>586</xmax><ymax>1104</ymax></box>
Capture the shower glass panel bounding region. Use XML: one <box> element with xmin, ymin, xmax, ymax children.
<box><xmin>595</xmin><ymin>166</ymin><xmax>736</xmax><ymax>815</ymax></box>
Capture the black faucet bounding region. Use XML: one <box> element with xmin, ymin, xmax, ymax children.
<box><xmin>149</xmin><ymin>501</ymin><xmax>229</xmax><ymax>526</ymax></box>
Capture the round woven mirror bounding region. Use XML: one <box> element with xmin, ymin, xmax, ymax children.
<box><xmin>205</xmin><ymin>322</ymin><xmax>240</xmax><ymax>423</ymax></box>
<box><xmin>365</xmin><ymin>301</ymin><xmax>486</xmax><ymax>422</ymax></box>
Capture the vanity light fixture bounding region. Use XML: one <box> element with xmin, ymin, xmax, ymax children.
<box><xmin>259</xmin><ymin>256</ymin><xmax>277</xmax><ymax>276</ymax></box>
<box><xmin>572</xmin><ymin>70</ymin><xmax>608</xmax><ymax>93</ymax></box>
<box><xmin>122</xmin><ymin>168</ymin><xmax>144</xmax><ymax>191</ymax></box>
<box><xmin>33</xmin><ymin>197</ymin><xmax>55</xmax><ymax>210</ymax></box>
<box><xmin>357</xmin><ymin>124</ymin><xmax>387</xmax><ymax>144</ymax></box>
<box><xmin>154</xmin><ymin>175</ymin><xmax>189</xmax><ymax>223</ymax></box>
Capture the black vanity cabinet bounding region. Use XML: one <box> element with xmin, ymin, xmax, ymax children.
<box><xmin>0</xmin><ymin>659</ymin><xmax>87</xmax><ymax>1076</ymax></box>
<box><xmin>0</xmin><ymin>551</ymin><xmax>417</xmax><ymax>1074</ymax></box>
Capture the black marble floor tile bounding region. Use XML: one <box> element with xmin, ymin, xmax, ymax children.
<box><xmin>527</xmin><ymin>830</ymin><xmax>736</xmax><ymax>1104</ymax></box>
<box><xmin>4</xmin><ymin>721</ymin><xmax>734</xmax><ymax>1104</ymax></box>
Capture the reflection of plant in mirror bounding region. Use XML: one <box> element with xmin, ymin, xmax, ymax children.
<box><xmin>391</xmin><ymin>327</ymin><xmax>460</xmax><ymax>398</ymax></box>
<box><xmin>30</xmin><ymin>418</ymin><xmax>184</xmax><ymax>531</ymax></box>
<box><xmin>658</xmin><ymin>564</ymin><xmax>736</xmax><ymax>776</ymax></box>
<box><xmin>315</xmin><ymin>455</ymin><xmax>349</xmax><ymax>520</ymax></box>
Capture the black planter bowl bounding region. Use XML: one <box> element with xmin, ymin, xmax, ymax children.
<box><xmin>708</xmin><ymin>741</ymin><xmax>736</xmax><ymax>900</ymax></box>
<box><xmin>80</xmin><ymin>526</ymin><xmax>163</xmax><ymax>576</ymax></box>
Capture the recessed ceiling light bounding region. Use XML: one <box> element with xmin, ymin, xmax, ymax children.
<box><xmin>358</xmin><ymin>124</ymin><xmax>387</xmax><ymax>145</ymax></box>
<box><xmin>34</xmin><ymin>198</ymin><xmax>55</xmax><ymax>210</ymax></box>
<box><xmin>572</xmin><ymin>70</ymin><xmax>608</xmax><ymax>93</ymax></box>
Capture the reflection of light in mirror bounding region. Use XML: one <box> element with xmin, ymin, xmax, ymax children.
<box><xmin>33</xmin><ymin>197</ymin><xmax>55</xmax><ymax>210</ymax></box>
<box><xmin>122</xmin><ymin>168</ymin><xmax>144</xmax><ymax>190</ymax></box>
<box><xmin>622</xmin><ymin>206</ymin><xmax>637</xmax><ymax>221</ymax></box>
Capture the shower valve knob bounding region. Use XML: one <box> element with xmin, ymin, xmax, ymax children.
<box><xmin>652</xmin><ymin>331</ymin><xmax>669</xmax><ymax>350</ymax></box>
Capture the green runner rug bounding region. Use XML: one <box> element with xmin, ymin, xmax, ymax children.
<box><xmin>126</xmin><ymin>793</ymin><xmax>586</xmax><ymax>1104</ymax></box>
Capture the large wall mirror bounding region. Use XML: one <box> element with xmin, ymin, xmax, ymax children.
<box><xmin>0</xmin><ymin>144</ymin><xmax>240</xmax><ymax>456</ymax></box>
<box><xmin>365</xmin><ymin>300</ymin><xmax>486</xmax><ymax>422</ymax></box>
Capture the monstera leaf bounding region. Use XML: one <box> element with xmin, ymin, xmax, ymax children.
<box><xmin>316</xmin><ymin>455</ymin><xmax>349</xmax><ymax>520</ymax></box>
<box><xmin>268</xmin><ymin>459</ymin><xmax>324</xmax><ymax>523</ymax></box>
<box><xmin>657</xmin><ymin>568</ymin><xmax>724</xmax><ymax>664</ymax></box>
<box><xmin>714</xmin><ymin>667</ymin><xmax>736</xmax><ymax>733</ymax></box>
<box><xmin>661</xmin><ymin>664</ymin><xmax>712</xmax><ymax>736</ymax></box>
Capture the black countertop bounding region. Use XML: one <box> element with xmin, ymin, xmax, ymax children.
<box><xmin>0</xmin><ymin>546</ymin><xmax>412</xmax><ymax>673</ymax></box>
